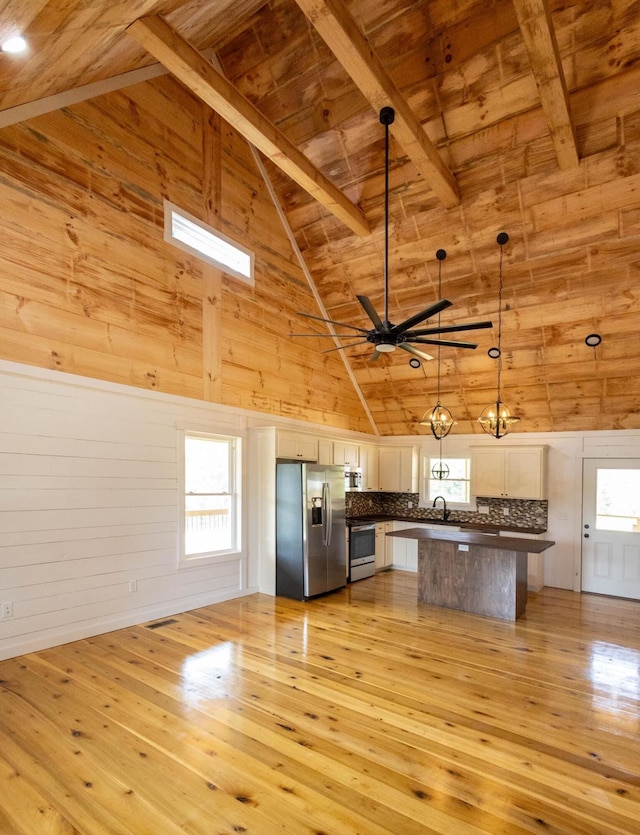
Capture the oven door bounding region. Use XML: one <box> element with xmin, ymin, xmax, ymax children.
<box><xmin>349</xmin><ymin>524</ymin><xmax>376</xmax><ymax>581</ymax></box>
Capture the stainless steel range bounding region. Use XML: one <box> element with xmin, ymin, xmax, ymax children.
<box><xmin>348</xmin><ymin>522</ymin><xmax>376</xmax><ymax>582</ymax></box>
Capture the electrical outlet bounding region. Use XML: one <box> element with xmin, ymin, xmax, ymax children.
<box><xmin>478</xmin><ymin>505</ymin><xmax>490</xmax><ymax>515</ymax></box>
<box><xmin>2</xmin><ymin>602</ymin><xmax>13</xmax><ymax>618</ymax></box>
<box><xmin>407</xmin><ymin>501</ymin><xmax>413</xmax><ymax>509</ymax></box>
<box><xmin>128</xmin><ymin>580</ymin><xmax>138</xmax><ymax>593</ymax></box>
<box><xmin>502</xmin><ymin>507</ymin><xmax>510</xmax><ymax>516</ymax></box>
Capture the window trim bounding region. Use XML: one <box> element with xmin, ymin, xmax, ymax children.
<box><xmin>178</xmin><ymin>429</ymin><xmax>242</xmax><ymax>568</ymax></box>
<box><xmin>164</xmin><ymin>200</ymin><xmax>255</xmax><ymax>286</ymax></box>
<box><xmin>419</xmin><ymin>454</ymin><xmax>473</xmax><ymax>511</ymax></box>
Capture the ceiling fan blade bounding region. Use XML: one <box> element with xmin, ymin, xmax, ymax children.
<box><xmin>410</xmin><ymin>337</ymin><xmax>478</xmax><ymax>349</ymax></box>
<box><xmin>321</xmin><ymin>339</ymin><xmax>372</xmax><ymax>353</ymax></box>
<box><xmin>370</xmin><ymin>349</ymin><xmax>381</xmax><ymax>361</ymax></box>
<box><xmin>390</xmin><ymin>299</ymin><xmax>452</xmax><ymax>335</ymax></box>
<box><xmin>356</xmin><ymin>295</ymin><xmax>384</xmax><ymax>329</ymax></box>
<box><xmin>398</xmin><ymin>343</ymin><xmax>434</xmax><ymax>362</ymax></box>
<box><xmin>297</xmin><ymin>311</ymin><xmax>370</xmax><ymax>334</ymax></box>
<box><xmin>289</xmin><ymin>333</ymin><xmax>368</xmax><ymax>338</ymax></box>
<box><xmin>407</xmin><ymin>320</ymin><xmax>493</xmax><ymax>337</ymax></box>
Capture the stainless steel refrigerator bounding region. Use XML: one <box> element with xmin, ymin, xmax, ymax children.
<box><xmin>276</xmin><ymin>462</ymin><xmax>346</xmax><ymax>600</ymax></box>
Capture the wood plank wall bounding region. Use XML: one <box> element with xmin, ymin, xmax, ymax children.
<box><xmin>0</xmin><ymin>74</ymin><xmax>372</xmax><ymax>434</ymax></box>
<box><xmin>214</xmin><ymin>0</ymin><xmax>640</xmax><ymax>437</ymax></box>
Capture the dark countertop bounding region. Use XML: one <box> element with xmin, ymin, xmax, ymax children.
<box><xmin>386</xmin><ymin>527</ymin><xmax>555</xmax><ymax>553</ymax></box>
<box><xmin>346</xmin><ymin>515</ymin><xmax>547</xmax><ymax>536</ymax></box>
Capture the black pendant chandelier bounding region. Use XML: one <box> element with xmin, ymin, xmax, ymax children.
<box><xmin>419</xmin><ymin>248</ymin><xmax>456</xmax><ymax>440</ymax></box>
<box><xmin>477</xmin><ymin>232</ymin><xmax>521</xmax><ymax>438</ymax></box>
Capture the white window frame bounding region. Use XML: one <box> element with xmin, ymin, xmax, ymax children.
<box><xmin>178</xmin><ymin>429</ymin><xmax>242</xmax><ymax>567</ymax></box>
<box><xmin>419</xmin><ymin>454</ymin><xmax>473</xmax><ymax>511</ymax></box>
<box><xmin>164</xmin><ymin>200</ymin><xmax>254</xmax><ymax>286</ymax></box>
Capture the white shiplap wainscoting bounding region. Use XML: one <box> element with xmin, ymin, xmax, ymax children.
<box><xmin>0</xmin><ymin>361</ymin><xmax>254</xmax><ymax>661</ymax></box>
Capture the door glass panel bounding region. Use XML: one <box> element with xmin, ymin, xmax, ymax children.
<box><xmin>596</xmin><ymin>468</ymin><xmax>640</xmax><ymax>532</ymax></box>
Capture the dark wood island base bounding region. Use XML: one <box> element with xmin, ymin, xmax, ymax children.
<box><xmin>387</xmin><ymin>529</ymin><xmax>555</xmax><ymax>621</ymax></box>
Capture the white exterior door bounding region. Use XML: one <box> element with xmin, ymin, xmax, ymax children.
<box><xmin>582</xmin><ymin>459</ymin><xmax>640</xmax><ymax>599</ymax></box>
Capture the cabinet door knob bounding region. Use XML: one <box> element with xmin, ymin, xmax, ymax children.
<box><xmin>584</xmin><ymin>524</ymin><xmax>589</xmax><ymax>529</ymax></box>
<box><xmin>584</xmin><ymin>533</ymin><xmax>590</xmax><ymax>538</ymax></box>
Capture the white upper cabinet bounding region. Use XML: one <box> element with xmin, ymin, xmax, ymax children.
<box><xmin>471</xmin><ymin>446</ymin><xmax>547</xmax><ymax>500</ymax></box>
<box><xmin>378</xmin><ymin>446</ymin><xmax>418</xmax><ymax>493</ymax></box>
<box><xmin>276</xmin><ymin>431</ymin><xmax>318</xmax><ymax>462</ymax></box>
<box><xmin>333</xmin><ymin>441</ymin><xmax>360</xmax><ymax>467</ymax></box>
<box><xmin>360</xmin><ymin>443</ymin><xmax>379</xmax><ymax>492</ymax></box>
<box><xmin>317</xmin><ymin>438</ymin><xmax>334</xmax><ymax>466</ymax></box>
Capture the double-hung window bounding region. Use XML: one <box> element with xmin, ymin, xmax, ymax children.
<box><xmin>420</xmin><ymin>455</ymin><xmax>472</xmax><ymax>509</ymax></box>
<box><xmin>179</xmin><ymin>431</ymin><xmax>241</xmax><ymax>565</ymax></box>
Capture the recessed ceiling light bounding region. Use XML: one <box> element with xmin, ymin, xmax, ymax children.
<box><xmin>2</xmin><ymin>35</ymin><xmax>27</xmax><ymax>54</ymax></box>
<box><xmin>585</xmin><ymin>333</ymin><xmax>602</xmax><ymax>348</ymax></box>
<box><xmin>409</xmin><ymin>358</ymin><xmax>421</xmax><ymax>368</ymax></box>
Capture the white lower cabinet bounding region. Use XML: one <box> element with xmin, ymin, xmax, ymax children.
<box><xmin>389</xmin><ymin>522</ymin><xmax>460</xmax><ymax>572</ymax></box>
<box><xmin>375</xmin><ymin>522</ymin><xmax>393</xmax><ymax>571</ymax></box>
<box><xmin>389</xmin><ymin>521</ymin><xmax>420</xmax><ymax>571</ymax></box>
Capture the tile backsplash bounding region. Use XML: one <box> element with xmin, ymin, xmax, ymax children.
<box><xmin>346</xmin><ymin>492</ymin><xmax>548</xmax><ymax>531</ymax></box>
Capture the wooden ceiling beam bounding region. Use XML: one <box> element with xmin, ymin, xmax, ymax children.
<box><xmin>292</xmin><ymin>0</ymin><xmax>460</xmax><ymax>208</ymax></box>
<box><xmin>512</xmin><ymin>0</ymin><xmax>579</xmax><ymax>169</ymax></box>
<box><xmin>127</xmin><ymin>15</ymin><xmax>370</xmax><ymax>237</ymax></box>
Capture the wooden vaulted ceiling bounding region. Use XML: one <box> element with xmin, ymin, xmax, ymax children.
<box><xmin>2</xmin><ymin>0</ymin><xmax>640</xmax><ymax>435</ymax></box>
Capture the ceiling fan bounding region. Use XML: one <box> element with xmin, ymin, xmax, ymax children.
<box><xmin>291</xmin><ymin>107</ymin><xmax>493</xmax><ymax>362</ymax></box>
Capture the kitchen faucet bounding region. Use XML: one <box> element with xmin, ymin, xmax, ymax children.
<box><xmin>432</xmin><ymin>495</ymin><xmax>450</xmax><ymax>521</ymax></box>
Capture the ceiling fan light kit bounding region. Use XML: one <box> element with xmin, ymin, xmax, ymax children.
<box><xmin>478</xmin><ymin>232</ymin><xmax>521</xmax><ymax>439</ymax></box>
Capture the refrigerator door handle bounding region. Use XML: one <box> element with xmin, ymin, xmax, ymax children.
<box><xmin>322</xmin><ymin>481</ymin><xmax>331</xmax><ymax>546</ymax></box>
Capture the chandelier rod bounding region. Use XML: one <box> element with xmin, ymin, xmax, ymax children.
<box><xmin>383</xmin><ymin>112</ymin><xmax>390</xmax><ymax>325</ymax></box>
<box><xmin>496</xmin><ymin>239</ymin><xmax>504</xmax><ymax>401</ymax></box>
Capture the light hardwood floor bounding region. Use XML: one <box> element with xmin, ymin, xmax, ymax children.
<box><xmin>1</xmin><ymin>571</ymin><xmax>639</xmax><ymax>834</ymax></box>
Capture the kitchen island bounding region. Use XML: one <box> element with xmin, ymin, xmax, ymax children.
<box><xmin>386</xmin><ymin>528</ymin><xmax>555</xmax><ymax>621</ymax></box>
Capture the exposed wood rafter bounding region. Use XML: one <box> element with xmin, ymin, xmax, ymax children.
<box><xmin>292</xmin><ymin>0</ymin><xmax>460</xmax><ymax>208</ymax></box>
<box><xmin>127</xmin><ymin>15</ymin><xmax>370</xmax><ymax>237</ymax></box>
<box><xmin>512</xmin><ymin>0</ymin><xmax>579</xmax><ymax>169</ymax></box>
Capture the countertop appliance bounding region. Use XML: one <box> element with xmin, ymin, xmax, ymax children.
<box><xmin>276</xmin><ymin>462</ymin><xmax>346</xmax><ymax>600</ymax></box>
<box><xmin>348</xmin><ymin>522</ymin><xmax>376</xmax><ymax>582</ymax></box>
